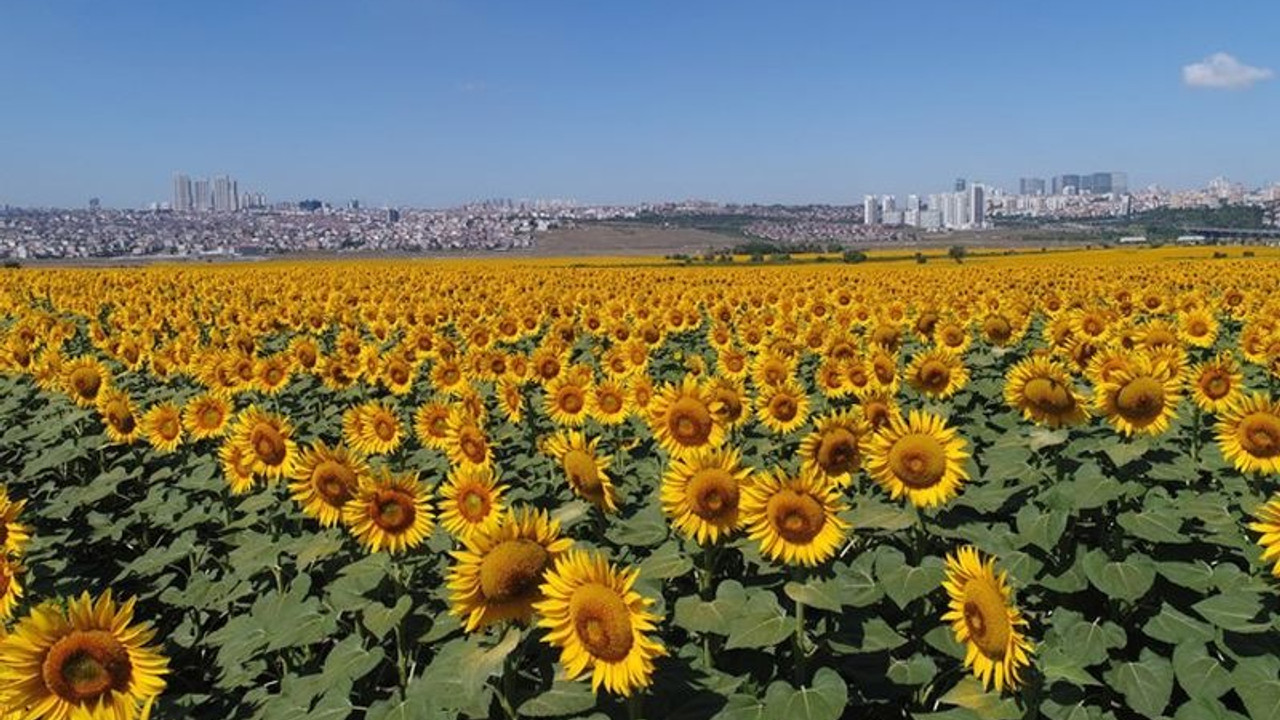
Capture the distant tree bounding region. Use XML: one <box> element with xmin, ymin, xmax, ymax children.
<box><xmin>842</xmin><ymin>250</ymin><xmax>867</xmax><ymax>264</ymax></box>
<box><xmin>915</xmin><ymin>252</ymin><xmax>927</xmax><ymax>264</ymax></box>
<box><xmin>948</xmin><ymin>245</ymin><xmax>967</xmax><ymax>263</ymax></box>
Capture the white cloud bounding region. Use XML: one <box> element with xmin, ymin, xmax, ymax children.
<box><xmin>1182</xmin><ymin>52</ymin><xmax>1273</xmax><ymax>89</ymax></box>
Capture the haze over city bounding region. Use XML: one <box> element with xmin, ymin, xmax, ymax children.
<box><xmin>2</xmin><ymin>0</ymin><xmax>1277</xmax><ymax>209</ymax></box>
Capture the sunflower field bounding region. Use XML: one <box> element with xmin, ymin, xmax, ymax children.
<box><xmin>1</xmin><ymin>251</ymin><xmax>1280</xmax><ymax>720</ymax></box>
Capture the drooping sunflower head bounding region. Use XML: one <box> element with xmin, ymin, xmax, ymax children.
<box><xmin>545</xmin><ymin>375</ymin><xmax>592</xmax><ymax>427</ymax></box>
<box><xmin>62</xmin><ymin>357</ymin><xmax>110</xmax><ymax>408</ymax></box>
<box><xmin>1247</xmin><ymin>495</ymin><xmax>1280</xmax><ymax>577</ymax></box>
<box><xmin>97</xmin><ymin>388</ymin><xmax>141</xmax><ymax>445</ymax></box>
<box><xmin>660</xmin><ymin>447</ymin><xmax>753</xmax><ymax>545</ymax></box>
<box><xmin>182</xmin><ymin>393</ymin><xmax>231</xmax><ymax>440</ymax></box>
<box><xmin>740</xmin><ymin>468</ymin><xmax>850</xmax><ymax>567</ymax></box>
<box><xmin>1189</xmin><ymin>351</ymin><xmax>1243</xmax><ymax>414</ymax></box>
<box><xmin>0</xmin><ymin>591</ymin><xmax>169</xmax><ymax>720</ymax></box>
<box><xmin>756</xmin><ymin>379</ymin><xmax>811</xmax><ymax>435</ymax></box>
<box><xmin>1004</xmin><ymin>356</ymin><xmax>1089</xmax><ymax>428</ymax></box>
<box><xmin>448</xmin><ymin>507</ymin><xmax>574</xmax><ymax>632</ymax></box>
<box><xmin>341</xmin><ymin>467</ymin><xmax>435</xmax><ymax>554</ymax></box>
<box><xmin>142</xmin><ymin>402</ymin><xmax>184</xmax><ymax>454</ymax></box>
<box><xmin>906</xmin><ymin>347</ymin><xmax>969</xmax><ymax>400</ymax></box>
<box><xmin>343</xmin><ymin>401</ymin><xmax>404</xmax><ymax>456</ymax></box>
<box><xmin>545</xmin><ymin>430</ymin><xmax>617</xmax><ymax>513</ymax></box>
<box><xmin>0</xmin><ymin>554</ymin><xmax>22</xmax><ymax>620</ymax></box>
<box><xmin>941</xmin><ymin>546</ymin><xmax>1034</xmax><ymax>692</ymax></box>
<box><xmin>288</xmin><ymin>442</ymin><xmax>368</xmax><ymax>527</ymax></box>
<box><xmin>534</xmin><ymin>549</ymin><xmax>666</xmax><ymax>697</ymax></box>
<box><xmin>229</xmin><ymin>405</ymin><xmax>298</xmax><ymax>480</ymax></box>
<box><xmin>0</xmin><ymin>490</ymin><xmax>30</xmax><ymax>557</ymax></box>
<box><xmin>1094</xmin><ymin>354</ymin><xmax>1182</xmax><ymax>437</ymax></box>
<box><xmin>413</xmin><ymin>400</ymin><xmax>453</xmax><ymax>450</ymax></box>
<box><xmin>1216</xmin><ymin>394</ymin><xmax>1280</xmax><ymax>475</ymax></box>
<box><xmin>218</xmin><ymin>439</ymin><xmax>259</xmax><ymax>495</ymax></box>
<box><xmin>799</xmin><ymin>408</ymin><xmax>869</xmax><ymax>486</ymax></box>
<box><xmin>446</xmin><ymin>411</ymin><xmax>492</xmax><ymax>471</ymax></box>
<box><xmin>648</xmin><ymin>377</ymin><xmax>725</xmax><ymax>458</ymax></box>
<box><xmin>438</xmin><ymin>466</ymin><xmax>507</xmax><ymax>540</ymax></box>
<box><xmin>866</xmin><ymin>409</ymin><xmax>970</xmax><ymax>508</ymax></box>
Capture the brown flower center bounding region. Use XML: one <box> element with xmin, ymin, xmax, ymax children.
<box><xmin>766</xmin><ymin>488</ymin><xmax>826</xmax><ymax>544</ymax></box>
<box><xmin>668</xmin><ymin>397</ymin><xmax>713</xmax><ymax>446</ymax></box>
<box><xmin>369</xmin><ymin>490</ymin><xmax>417</xmax><ymax>533</ymax></box>
<box><xmin>1024</xmin><ymin>376</ymin><xmax>1076</xmax><ymax>414</ymax></box>
<box><xmin>686</xmin><ymin>467</ymin><xmax>740</xmax><ymax>521</ymax></box>
<box><xmin>570</xmin><ymin>583</ymin><xmax>635</xmax><ymax>662</ymax></box>
<box><xmin>250</xmin><ymin>423</ymin><xmax>288</xmax><ymax>465</ymax></box>
<box><xmin>1115</xmin><ymin>376</ymin><xmax>1166</xmax><ymax>424</ymax></box>
<box><xmin>1238</xmin><ymin>413</ymin><xmax>1280</xmax><ymax>458</ymax></box>
<box><xmin>887</xmin><ymin>434</ymin><xmax>947</xmax><ymax>488</ymax></box>
<box><xmin>313</xmin><ymin>461</ymin><xmax>356</xmax><ymax>505</ymax></box>
<box><xmin>816</xmin><ymin>428</ymin><xmax>860</xmax><ymax>475</ymax></box>
<box><xmin>479</xmin><ymin>539</ymin><xmax>549</xmax><ymax>602</ymax></box>
<box><xmin>42</xmin><ymin>631</ymin><xmax>132</xmax><ymax>703</ymax></box>
<box><xmin>962</xmin><ymin>580</ymin><xmax>1011</xmax><ymax>658</ymax></box>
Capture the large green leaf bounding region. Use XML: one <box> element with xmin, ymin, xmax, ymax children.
<box><xmin>673</xmin><ymin>580</ymin><xmax>746</xmax><ymax>636</ymax></box>
<box><xmin>937</xmin><ymin>676</ymin><xmax>1023</xmax><ymax>719</ymax></box>
<box><xmin>1081</xmin><ymin>550</ymin><xmax>1155</xmax><ymax>602</ymax></box>
<box><xmin>1172</xmin><ymin>643</ymin><xmax>1232</xmax><ymax>701</ymax></box>
<box><xmin>1105</xmin><ymin>650</ymin><xmax>1173</xmax><ymax>718</ymax></box>
<box><xmin>724</xmin><ymin>591</ymin><xmax>793</xmax><ymax>650</ymax></box>
<box><xmin>519</xmin><ymin>680</ymin><xmax>598</xmax><ymax>717</ymax></box>
<box><xmin>1192</xmin><ymin>591</ymin><xmax>1266</xmax><ymax>632</ymax></box>
<box><xmin>761</xmin><ymin>668</ymin><xmax>847</xmax><ymax>720</ymax></box>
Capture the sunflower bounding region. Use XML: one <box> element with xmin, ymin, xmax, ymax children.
<box><xmin>585</xmin><ymin>380</ymin><xmax>628</xmax><ymax>426</ymax></box>
<box><xmin>706</xmin><ymin>377</ymin><xmax>748</xmax><ymax>429</ymax></box>
<box><xmin>229</xmin><ymin>405</ymin><xmax>298</xmax><ymax>480</ymax></box>
<box><xmin>1189</xmin><ymin>352</ymin><xmax>1244</xmax><ymax>414</ymax></box>
<box><xmin>0</xmin><ymin>489</ymin><xmax>30</xmax><ymax>557</ymax></box>
<box><xmin>648</xmin><ymin>378</ymin><xmax>725</xmax><ymax>458</ymax></box>
<box><xmin>756</xmin><ymin>380</ymin><xmax>811</xmax><ymax>435</ymax></box>
<box><xmin>740</xmin><ymin>468</ymin><xmax>849</xmax><ymax>567</ymax></box>
<box><xmin>859</xmin><ymin>390</ymin><xmax>900</xmax><ymax>432</ymax></box>
<box><xmin>1094</xmin><ymin>354</ymin><xmax>1182</xmax><ymax>437</ymax></box>
<box><xmin>1247</xmin><ymin>496</ymin><xmax>1280</xmax><ymax>576</ymax></box>
<box><xmin>97</xmin><ymin>388</ymin><xmax>141</xmax><ymax>445</ymax></box>
<box><xmin>545</xmin><ymin>376</ymin><xmax>592</xmax><ymax>427</ymax></box>
<box><xmin>0</xmin><ymin>555</ymin><xmax>21</xmax><ymax>620</ymax></box>
<box><xmin>906</xmin><ymin>348</ymin><xmax>969</xmax><ymax>400</ymax></box>
<box><xmin>0</xmin><ymin>591</ymin><xmax>168</xmax><ymax>720</ymax></box>
<box><xmin>799</xmin><ymin>408</ymin><xmax>869</xmax><ymax>486</ymax></box>
<box><xmin>868</xmin><ymin>349</ymin><xmax>900</xmax><ymax>394</ymax></box>
<box><xmin>935</xmin><ymin>319</ymin><xmax>972</xmax><ymax>354</ymax></box>
<box><xmin>866</xmin><ymin>410</ymin><xmax>970</xmax><ymax>508</ymax></box>
<box><xmin>254</xmin><ymin>354</ymin><xmax>293</xmax><ymax>394</ymax></box>
<box><xmin>438</xmin><ymin>467</ymin><xmax>507</xmax><ymax>540</ymax></box>
<box><xmin>445</xmin><ymin>412</ymin><xmax>493</xmax><ymax>471</ymax></box>
<box><xmin>534</xmin><ymin>550</ymin><xmax>666</xmax><ymax>697</ymax></box>
<box><xmin>288</xmin><ymin>443</ymin><xmax>368</xmax><ymax>527</ymax></box>
<box><xmin>1003</xmin><ymin>356</ymin><xmax>1089</xmax><ymax>428</ymax></box>
<box><xmin>1178</xmin><ymin>309</ymin><xmax>1219</xmax><ymax>348</ymax></box>
<box><xmin>448</xmin><ymin>507</ymin><xmax>573</xmax><ymax>631</ymax></box>
<box><xmin>413</xmin><ymin>400</ymin><xmax>453</xmax><ymax>450</ymax></box>
<box><xmin>141</xmin><ymin>402</ymin><xmax>184</xmax><ymax>454</ymax></box>
<box><xmin>62</xmin><ymin>356</ymin><xmax>109</xmax><ymax>408</ymax></box>
<box><xmin>431</xmin><ymin>359</ymin><xmax>467</xmax><ymax>395</ymax></box>
<box><xmin>380</xmin><ymin>356</ymin><xmax>416</xmax><ymax>395</ymax></box>
<box><xmin>660</xmin><ymin>447</ymin><xmax>753</xmax><ymax>545</ymax></box>
<box><xmin>182</xmin><ymin>393</ymin><xmax>232</xmax><ymax>440</ymax></box>
<box><xmin>751</xmin><ymin>352</ymin><xmax>796</xmax><ymax>389</ymax></box>
<box><xmin>496</xmin><ymin>378</ymin><xmax>525</xmax><ymax>424</ymax></box>
<box><xmin>341</xmin><ymin>468</ymin><xmax>435</xmax><ymax>554</ymax></box>
<box><xmin>545</xmin><ymin>431</ymin><xmax>617</xmax><ymax>513</ymax></box>
<box><xmin>941</xmin><ymin>546</ymin><xmax>1034</xmax><ymax>692</ymax></box>
<box><xmin>219</xmin><ymin>440</ymin><xmax>258</xmax><ymax>495</ymax></box>
<box><xmin>343</xmin><ymin>401</ymin><xmax>404</xmax><ymax>456</ymax></box>
<box><xmin>1216</xmin><ymin>394</ymin><xmax>1280</xmax><ymax>475</ymax></box>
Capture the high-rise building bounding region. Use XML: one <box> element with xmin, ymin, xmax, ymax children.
<box><xmin>1053</xmin><ymin>174</ymin><xmax>1081</xmax><ymax>195</ymax></box>
<box><xmin>194</xmin><ymin>179</ymin><xmax>211</xmax><ymax>212</ymax></box>
<box><xmin>969</xmin><ymin>184</ymin><xmax>986</xmax><ymax>229</ymax></box>
<box><xmin>1109</xmin><ymin>172</ymin><xmax>1128</xmax><ymax>195</ymax></box>
<box><xmin>1019</xmin><ymin>177</ymin><xmax>1046</xmax><ymax>196</ymax></box>
<box><xmin>881</xmin><ymin>194</ymin><xmax>896</xmax><ymax>214</ymax></box>
<box><xmin>213</xmin><ymin>175</ymin><xmax>236</xmax><ymax>213</ymax></box>
<box><xmin>88</xmin><ymin>197</ymin><xmax>100</xmax><ymax>211</ymax></box>
<box><xmin>862</xmin><ymin>195</ymin><xmax>880</xmax><ymax>225</ymax></box>
<box><xmin>172</xmin><ymin>174</ymin><xmax>193</xmax><ymax>212</ymax></box>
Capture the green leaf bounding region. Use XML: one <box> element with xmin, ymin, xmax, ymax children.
<box><xmin>673</xmin><ymin>580</ymin><xmax>746</xmax><ymax>636</ymax></box>
<box><xmin>712</xmin><ymin>695</ymin><xmax>766</xmax><ymax>720</ymax></box>
<box><xmin>1048</xmin><ymin>611</ymin><xmax>1126</xmax><ymax>667</ymax></box>
<box><xmin>1106</xmin><ymin>650</ymin><xmax>1173</xmax><ymax>718</ymax></box>
<box><xmin>1028</xmin><ymin>428</ymin><xmax>1070</xmax><ymax>451</ymax></box>
<box><xmin>1234</xmin><ymin>677</ymin><xmax>1280</xmax><ymax>720</ymax></box>
<box><xmin>1142</xmin><ymin>604</ymin><xmax>1215</xmax><ymax>645</ymax></box>
<box><xmin>847</xmin><ymin>499</ymin><xmax>917</xmax><ymax>532</ymax></box>
<box><xmin>784</xmin><ymin>579</ymin><xmax>843</xmax><ymax>613</ymax></box>
<box><xmin>1101</xmin><ymin>438</ymin><xmax>1150</xmax><ymax>468</ymax></box>
<box><xmin>362</xmin><ymin>595</ymin><xmax>413</xmax><ymax>640</ymax></box>
<box><xmin>1068</xmin><ymin>462</ymin><xmax>1126</xmax><ymax>510</ymax></box>
<box><xmin>1081</xmin><ymin>550</ymin><xmax>1155</xmax><ymax>602</ymax></box>
<box><xmin>1192</xmin><ymin>592</ymin><xmax>1265</xmax><ymax>632</ymax></box>
<box><xmin>1118</xmin><ymin>507</ymin><xmax>1187</xmax><ymax>544</ymax></box>
<box><xmin>832</xmin><ymin>553</ymin><xmax>883</xmax><ymax>607</ymax></box>
<box><xmin>1172</xmin><ymin>643</ymin><xmax>1232</xmax><ymax>700</ymax></box>
<box><xmin>875</xmin><ymin>550</ymin><xmax>945</xmax><ymax>609</ymax></box>
<box><xmin>1015</xmin><ymin>506</ymin><xmax>1068</xmax><ymax>552</ymax></box>
<box><xmin>321</xmin><ymin>635</ymin><xmax>385</xmax><ymax>688</ymax></box>
<box><xmin>937</xmin><ymin>676</ymin><xmax>1023</xmax><ymax>719</ymax></box>
<box><xmin>519</xmin><ymin>680</ymin><xmax>598</xmax><ymax>717</ymax></box>
<box><xmin>1156</xmin><ymin>561</ymin><xmax>1216</xmax><ymax>592</ymax></box>
<box><xmin>638</xmin><ymin>541</ymin><xmax>694</xmax><ymax>580</ymax></box>
<box><xmin>725</xmin><ymin>592</ymin><xmax>792</xmax><ymax>650</ymax></box>
<box><xmin>761</xmin><ymin>668</ymin><xmax>847</xmax><ymax>720</ymax></box>
<box><xmin>887</xmin><ymin>654</ymin><xmax>938</xmax><ymax>686</ymax></box>
<box><xmin>1038</xmin><ymin>647</ymin><xmax>1100</xmax><ymax>687</ymax></box>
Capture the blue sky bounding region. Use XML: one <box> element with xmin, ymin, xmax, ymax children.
<box><xmin>2</xmin><ymin>0</ymin><xmax>1277</xmax><ymax>208</ymax></box>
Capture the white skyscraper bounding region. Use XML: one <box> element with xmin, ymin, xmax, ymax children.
<box><xmin>194</xmin><ymin>179</ymin><xmax>211</xmax><ymax>212</ymax></box>
<box><xmin>863</xmin><ymin>195</ymin><xmax>880</xmax><ymax>225</ymax></box>
<box><xmin>969</xmin><ymin>184</ymin><xmax>986</xmax><ymax>229</ymax></box>
<box><xmin>172</xmin><ymin>174</ymin><xmax>193</xmax><ymax>212</ymax></box>
<box><xmin>881</xmin><ymin>194</ymin><xmax>896</xmax><ymax>214</ymax></box>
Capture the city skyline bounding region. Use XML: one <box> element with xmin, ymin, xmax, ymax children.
<box><xmin>2</xmin><ymin>1</ymin><xmax>1277</xmax><ymax>208</ymax></box>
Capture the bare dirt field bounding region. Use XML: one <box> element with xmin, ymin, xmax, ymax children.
<box><xmin>518</xmin><ymin>224</ymin><xmax>739</xmax><ymax>257</ymax></box>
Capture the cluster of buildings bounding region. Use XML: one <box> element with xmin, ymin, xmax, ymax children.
<box><xmin>171</xmin><ymin>173</ymin><xmax>267</xmax><ymax>213</ymax></box>
<box><xmin>864</xmin><ymin>179</ymin><xmax>987</xmax><ymax>231</ymax></box>
<box><xmin>0</xmin><ymin>206</ymin><xmax>556</xmax><ymax>260</ymax></box>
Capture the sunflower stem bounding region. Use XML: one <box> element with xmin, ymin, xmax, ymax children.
<box><xmin>700</xmin><ymin>544</ymin><xmax>717</xmax><ymax>669</ymax></box>
<box><xmin>1191</xmin><ymin>406</ymin><xmax>1201</xmax><ymax>467</ymax></box>
<box><xmin>793</xmin><ymin>596</ymin><xmax>808</xmax><ymax>687</ymax></box>
<box><xmin>498</xmin><ymin>647</ymin><xmax>520</xmax><ymax>720</ymax></box>
<box><xmin>626</xmin><ymin>693</ymin><xmax>644</xmax><ymax>720</ymax></box>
